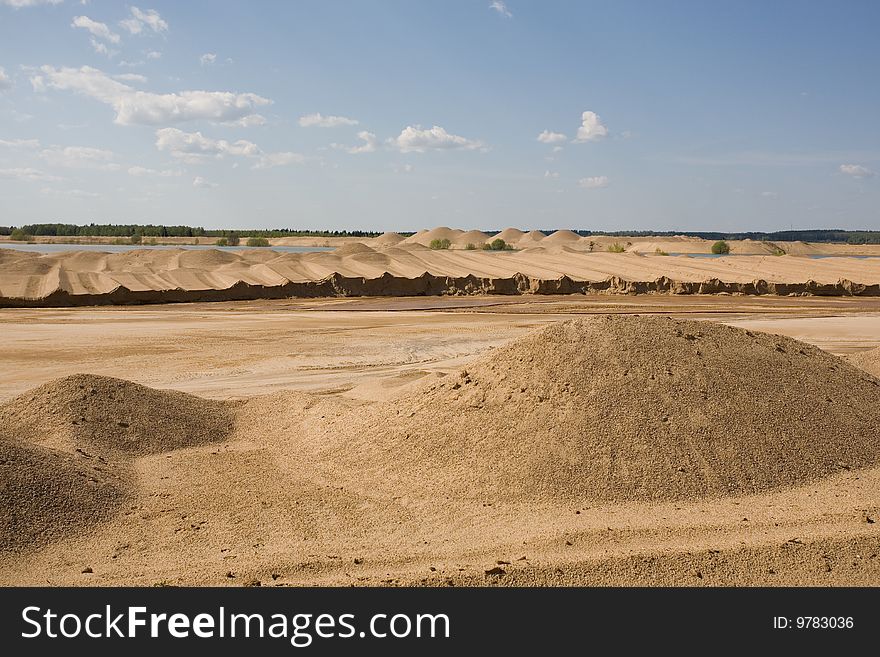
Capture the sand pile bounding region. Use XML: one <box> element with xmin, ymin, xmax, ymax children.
<box><xmin>849</xmin><ymin>346</ymin><xmax>880</xmax><ymax>378</ymax></box>
<box><xmin>0</xmin><ymin>373</ymin><xmax>235</xmax><ymax>455</ymax></box>
<box><xmin>318</xmin><ymin>316</ymin><xmax>880</xmax><ymax>504</ymax></box>
<box><xmin>0</xmin><ymin>437</ymin><xmax>129</xmax><ymax>552</ymax></box>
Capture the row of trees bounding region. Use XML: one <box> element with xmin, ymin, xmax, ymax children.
<box><xmin>0</xmin><ymin>224</ymin><xmax>385</xmax><ymax>239</ymax></box>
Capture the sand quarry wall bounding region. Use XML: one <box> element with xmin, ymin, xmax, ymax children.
<box><xmin>2</xmin><ymin>245</ymin><xmax>880</xmax><ymax>307</ymax></box>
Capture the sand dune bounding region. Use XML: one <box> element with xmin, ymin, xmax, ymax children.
<box><xmin>2</xmin><ymin>317</ymin><xmax>880</xmax><ymax>585</ymax></box>
<box><xmin>3</xmin><ymin>242</ymin><xmax>880</xmax><ymax>306</ymax></box>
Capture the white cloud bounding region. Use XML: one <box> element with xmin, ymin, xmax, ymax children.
<box><xmin>298</xmin><ymin>112</ymin><xmax>359</xmax><ymax>128</ymax></box>
<box><xmin>578</xmin><ymin>175</ymin><xmax>609</xmax><ymax>189</ymax></box>
<box><xmin>489</xmin><ymin>1</ymin><xmax>512</xmax><ymax>18</ymax></box>
<box><xmin>72</xmin><ymin>16</ymin><xmax>121</xmax><ymax>44</ymax></box>
<box><xmin>114</xmin><ymin>73</ymin><xmax>147</xmax><ymax>83</ymax></box>
<box><xmin>155</xmin><ymin>127</ymin><xmax>301</xmax><ymax>169</ymax></box>
<box><xmin>253</xmin><ymin>152</ymin><xmax>304</xmax><ymax>169</ymax></box>
<box><xmin>155</xmin><ymin>127</ymin><xmax>260</xmax><ymax>161</ymax></box>
<box><xmin>200</xmin><ymin>53</ymin><xmax>217</xmax><ymax>66</ymax></box>
<box><xmin>119</xmin><ymin>6</ymin><xmax>168</xmax><ymax>34</ymax></box>
<box><xmin>39</xmin><ymin>145</ymin><xmax>119</xmax><ymax>170</ymax></box>
<box><xmin>146</xmin><ymin>50</ymin><xmax>162</xmax><ymax>60</ymax></box>
<box><xmin>127</xmin><ymin>165</ymin><xmax>180</xmax><ymax>177</ymax></box>
<box><xmin>839</xmin><ymin>163</ymin><xmax>875</xmax><ymax>178</ymax></box>
<box><xmin>1</xmin><ymin>0</ymin><xmax>63</xmax><ymax>7</ymax></box>
<box><xmin>0</xmin><ymin>167</ymin><xmax>61</xmax><ymax>182</ymax></box>
<box><xmin>222</xmin><ymin>114</ymin><xmax>267</xmax><ymax>127</ymax></box>
<box><xmin>544</xmin><ymin>170</ymin><xmax>559</xmax><ymax>178</ymax></box>
<box><xmin>0</xmin><ymin>138</ymin><xmax>40</xmax><ymax>149</ymax></box>
<box><xmin>573</xmin><ymin>110</ymin><xmax>608</xmax><ymax>143</ymax></box>
<box><xmin>35</xmin><ymin>65</ymin><xmax>271</xmax><ymax>127</ymax></box>
<box><xmin>760</xmin><ymin>190</ymin><xmax>778</xmax><ymax>198</ymax></box>
<box><xmin>334</xmin><ymin>130</ymin><xmax>377</xmax><ymax>154</ymax></box>
<box><xmin>192</xmin><ymin>175</ymin><xmax>217</xmax><ymax>189</ymax></box>
<box><xmin>390</xmin><ymin>125</ymin><xmax>486</xmax><ymax>153</ymax></box>
<box><xmin>0</xmin><ymin>67</ymin><xmax>11</xmax><ymax>91</ymax></box>
<box><xmin>537</xmin><ymin>130</ymin><xmax>566</xmax><ymax>144</ymax></box>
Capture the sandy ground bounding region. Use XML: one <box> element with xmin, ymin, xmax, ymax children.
<box><xmin>1</xmin><ymin>295</ymin><xmax>879</xmax><ymax>586</ymax></box>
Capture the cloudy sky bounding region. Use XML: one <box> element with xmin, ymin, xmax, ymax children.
<box><xmin>0</xmin><ymin>0</ymin><xmax>878</xmax><ymax>231</ymax></box>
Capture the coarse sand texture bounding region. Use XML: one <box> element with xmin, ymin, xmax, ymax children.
<box><xmin>317</xmin><ymin>316</ymin><xmax>880</xmax><ymax>504</ymax></box>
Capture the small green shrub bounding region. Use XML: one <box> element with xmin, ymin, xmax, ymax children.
<box><xmin>10</xmin><ymin>229</ymin><xmax>34</xmax><ymax>242</ymax></box>
<box><xmin>654</xmin><ymin>248</ymin><xmax>669</xmax><ymax>256</ymax></box>
<box><xmin>607</xmin><ymin>242</ymin><xmax>625</xmax><ymax>253</ymax></box>
<box><xmin>772</xmin><ymin>247</ymin><xmax>785</xmax><ymax>256</ymax></box>
<box><xmin>489</xmin><ymin>238</ymin><xmax>507</xmax><ymax>251</ymax></box>
<box><xmin>216</xmin><ymin>237</ymin><xmax>229</xmax><ymax>247</ymax></box>
<box><xmin>226</xmin><ymin>234</ymin><xmax>240</xmax><ymax>246</ymax></box>
<box><xmin>711</xmin><ymin>240</ymin><xmax>730</xmax><ymax>254</ymax></box>
<box><xmin>465</xmin><ymin>243</ymin><xmax>476</xmax><ymax>250</ymax></box>
<box><xmin>246</xmin><ymin>237</ymin><xmax>270</xmax><ymax>247</ymax></box>
<box><xmin>130</xmin><ymin>234</ymin><xmax>142</xmax><ymax>245</ymax></box>
<box><xmin>429</xmin><ymin>238</ymin><xmax>452</xmax><ymax>250</ymax></box>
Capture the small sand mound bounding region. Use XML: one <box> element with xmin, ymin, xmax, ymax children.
<box><xmin>334</xmin><ymin>242</ymin><xmax>377</xmax><ymax>257</ymax></box>
<box><xmin>542</xmin><ymin>229</ymin><xmax>582</xmax><ymax>243</ymax></box>
<box><xmin>320</xmin><ymin>316</ymin><xmax>880</xmax><ymax>504</ymax></box>
<box><xmin>0</xmin><ymin>374</ymin><xmax>235</xmax><ymax>456</ymax></box>
<box><xmin>0</xmin><ymin>437</ymin><xmax>129</xmax><ymax>552</ymax></box>
<box><xmin>372</xmin><ymin>232</ymin><xmax>405</xmax><ymax>246</ymax></box>
<box><xmin>849</xmin><ymin>346</ymin><xmax>880</xmax><ymax>378</ymax></box>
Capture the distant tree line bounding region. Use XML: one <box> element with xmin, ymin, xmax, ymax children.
<box><xmin>0</xmin><ymin>223</ymin><xmax>384</xmax><ymax>239</ymax></box>
<box><xmin>2</xmin><ymin>224</ymin><xmax>879</xmax><ymax>244</ymax></box>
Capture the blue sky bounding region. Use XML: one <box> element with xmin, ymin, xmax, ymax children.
<box><xmin>0</xmin><ymin>0</ymin><xmax>878</xmax><ymax>231</ymax></box>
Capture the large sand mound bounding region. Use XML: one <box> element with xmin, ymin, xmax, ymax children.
<box><xmin>0</xmin><ymin>437</ymin><xmax>129</xmax><ymax>552</ymax></box>
<box><xmin>319</xmin><ymin>316</ymin><xmax>880</xmax><ymax>504</ymax></box>
<box><xmin>0</xmin><ymin>374</ymin><xmax>235</xmax><ymax>456</ymax></box>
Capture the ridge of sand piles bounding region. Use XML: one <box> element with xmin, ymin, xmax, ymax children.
<box><xmin>3</xmin><ymin>244</ymin><xmax>880</xmax><ymax>306</ymax></box>
<box><xmin>314</xmin><ymin>315</ymin><xmax>880</xmax><ymax>504</ymax></box>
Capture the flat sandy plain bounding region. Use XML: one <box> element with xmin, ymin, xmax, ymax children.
<box><xmin>1</xmin><ymin>294</ymin><xmax>879</xmax><ymax>586</ymax></box>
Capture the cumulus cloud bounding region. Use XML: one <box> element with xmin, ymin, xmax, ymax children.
<box><xmin>578</xmin><ymin>175</ymin><xmax>609</xmax><ymax>189</ymax></box>
<box><xmin>333</xmin><ymin>131</ymin><xmax>378</xmax><ymax>154</ymax></box>
<box><xmin>390</xmin><ymin>125</ymin><xmax>486</xmax><ymax>153</ymax></box>
<box><xmin>537</xmin><ymin>130</ymin><xmax>566</xmax><ymax>144</ymax></box>
<box><xmin>114</xmin><ymin>73</ymin><xmax>148</xmax><ymax>83</ymax></box>
<box><xmin>840</xmin><ymin>163</ymin><xmax>875</xmax><ymax>178</ymax></box>
<box><xmin>39</xmin><ymin>145</ymin><xmax>119</xmax><ymax>170</ymax></box>
<box><xmin>146</xmin><ymin>50</ymin><xmax>162</xmax><ymax>60</ymax></box>
<box><xmin>33</xmin><ymin>65</ymin><xmax>271</xmax><ymax>127</ymax></box>
<box><xmin>544</xmin><ymin>170</ymin><xmax>559</xmax><ymax>178</ymax></box>
<box><xmin>222</xmin><ymin>114</ymin><xmax>267</xmax><ymax>128</ymax></box>
<box><xmin>90</xmin><ymin>39</ymin><xmax>112</xmax><ymax>56</ymax></box>
<box><xmin>573</xmin><ymin>110</ymin><xmax>608</xmax><ymax>143</ymax></box>
<box><xmin>192</xmin><ymin>175</ymin><xmax>217</xmax><ymax>189</ymax></box>
<box><xmin>200</xmin><ymin>53</ymin><xmax>217</xmax><ymax>66</ymax></box>
<box><xmin>489</xmin><ymin>1</ymin><xmax>512</xmax><ymax>18</ymax></box>
<box><xmin>1</xmin><ymin>0</ymin><xmax>63</xmax><ymax>7</ymax></box>
<box><xmin>155</xmin><ymin>127</ymin><xmax>302</xmax><ymax>170</ymax></box>
<box><xmin>0</xmin><ymin>167</ymin><xmax>61</xmax><ymax>182</ymax></box>
<box><xmin>119</xmin><ymin>6</ymin><xmax>168</xmax><ymax>35</ymax></box>
<box><xmin>298</xmin><ymin>112</ymin><xmax>359</xmax><ymax>128</ymax></box>
<box><xmin>155</xmin><ymin>128</ymin><xmax>260</xmax><ymax>161</ymax></box>
<box><xmin>72</xmin><ymin>16</ymin><xmax>121</xmax><ymax>43</ymax></box>
<box><xmin>0</xmin><ymin>67</ymin><xmax>11</xmax><ymax>91</ymax></box>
